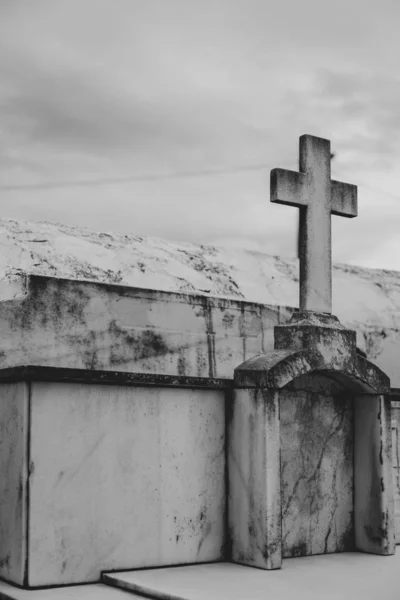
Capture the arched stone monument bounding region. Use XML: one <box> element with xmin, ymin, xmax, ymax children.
<box><xmin>228</xmin><ymin>135</ymin><xmax>395</xmax><ymax>569</ymax></box>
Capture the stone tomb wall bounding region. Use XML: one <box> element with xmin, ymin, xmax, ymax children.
<box><xmin>0</xmin><ymin>383</ymin><xmax>28</xmax><ymax>585</ymax></box>
<box><xmin>1</xmin><ymin>274</ymin><xmax>400</xmax><ymax>385</ymax></box>
<box><xmin>0</xmin><ymin>275</ymin><xmax>292</xmax><ymax>379</ymax></box>
<box><xmin>0</xmin><ymin>374</ymin><xmax>226</xmax><ymax>587</ymax></box>
<box><xmin>280</xmin><ymin>373</ymin><xmax>354</xmax><ymax>557</ymax></box>
<box><xmin>0</xmin><ymin>274</ymin><xmax>399</xmax><ymax>585</ymax></box>
<box><xmin>390</xmin><ymin>398</ymin><xmax>400</xmax><ymax>543</ymax></box>
<box><xmin>229</xmin><ymin>358</ymin><xmax>394</xmax><ymax>569</ymax></box>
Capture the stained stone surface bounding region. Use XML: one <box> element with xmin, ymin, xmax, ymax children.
<box><xmin>391</xmin><ymin>405</ymin><xmax>400</xmax><ymax>542</ymax></box>
<box><xmin>228</xmin><ymin>388</ymin><xmax>281</xmax><ymax>569</ymax></box>
<box><xmin>27</xmin><ymin>382</ymin><xmax>226</xmax><ymax>586</ymax></box>
<box><xmin>1</xmin><ymin>270</ymin><xmax>400</xmax><ymax>386</ymax></box>
<box><xmin>0</xmin><ymin>383</ymin><xmax>29</xmax><ymax>586</ymax></box>
<box><xmin>354</xmin><ymin>394</ymin><xmax>395</xmax><ymax>555</ymax></box>
<box><xmin>280</xmin><ymin>373</ymin><xmax>354</xmax><ymax>557</ymax></box>
<box><xmin>0</xmin><ymin>275</ymin><xmax>290</xmax><ymax>379</ymax></box>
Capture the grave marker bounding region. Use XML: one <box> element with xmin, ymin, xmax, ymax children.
<box><xmin>271</xmin><ymin>134</ymin><xmax>357</xmax><ymax>313</ymax></box>
<box><xmin>229</xmin><ymin>134</ymin><xmax>394</xmax><ymax>570</ymax></box>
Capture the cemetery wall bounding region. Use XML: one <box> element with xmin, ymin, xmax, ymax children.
<box><xmin>390</xmin><ymin>395</ymin><xmax>400</xmax><ymax>542</ymax></box>
<box><xmin>0</xmin><ymin>377</ymin><xmax>226</xmax><ymax>586</ymax></box>
<box><xmin>0</xmin><ymin>274</ymin><xmax>293</xmax><ymax>379</ymax></box>
<box><xmin>0</xmin><ymin>383</ymin><xmax>28</xmax><ymax>586</ymax></box>
<box><xmin>1</xmin><ymin>273</ymin><xmax>400</xmax><ymax>385</ymax></box>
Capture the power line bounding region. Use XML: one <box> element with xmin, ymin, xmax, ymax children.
<box><xmin>0</xmin><ymin>162</ymin><xmax>399</xmax><ymax>204</ymax></box>
<box><xmin>0</xmin><ymin>163</ymin><xmax>267</xmax><ymax>191</ymax></box>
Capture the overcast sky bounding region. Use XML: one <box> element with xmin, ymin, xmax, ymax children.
<box><xmin>1</xmin><ymin>0</ymin><xmax>400</xmax><ymax>269</ymax></box>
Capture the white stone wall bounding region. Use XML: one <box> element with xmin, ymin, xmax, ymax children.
<box><xmin>0</xmin><ymin>274</ymin><xmax>398</xmax><ymax>385</ymax></box>
<box><xmin>0</xmin><ymin>383</ymin><xmax>29</xmax><ymax>586</ymax></box>
<box><xmin>280</xmin><ymin>374</ymin><xmax>354</xmax><ymax>557</ymax></box>
<box><xmin>0</xmin><ymin>275</ymin><xmax>291</xmax><ymax>379</ymax></box>
<box><xmin>26</xmin><ymin>382</ymin><xmax>225</xmax><ymax>586</ymax></box>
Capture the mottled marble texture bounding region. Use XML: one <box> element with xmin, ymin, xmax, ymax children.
<box><xmin>391</xmin><ymin>408</ymin><xmax>400</xmax><ymax>543</ymax></box>
<box><xmin>354</xmin><ymin>394</ymin><xmax>395</xmax><ymax>555</ymax></box>
<box><xmin>228</xmin><ymin>388</ymin><xmax>281</xmax><ymax>570</ymax></box>
<box><xmin>27</xmin><ymin>383</ymin><xmax>225</xmax><ymax>586</ymax></box>
<box><xmin>0</xmin><ymin>275</ymin><xmax>286</xmax><ymax>379</ymax></box>
<box><xmin>280</xmin><ymin>374</ymin><xmax>354</xmax><ymax>558</ymax></box>
<box><xmin>0</xmin><ymin>383</ymin><xmax>29</xmax><ymax>586</ymax></box>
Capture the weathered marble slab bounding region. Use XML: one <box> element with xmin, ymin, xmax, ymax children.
<box><xmin>391</xmin><ymin>406</ymin><xmax>400</xmax><ymax>543</ymax></box>
<box><xmin>354</xmin><ymin>394</ymin><xmax>395</xmax><ymax>555</ymax></box>
<box><xmin>0</xmin><ymin>275</ymin><xmax>293</xmax><ymax>379</ymax></box>
<box><xmin>228</xmin><ymin>388</ymin><xmax>281</xmax><ymax>569</ymax></box>
<box><xmin>391</xmin><ymin>416</ymin><xmax>400</xmax><ymax>543</ymax></box>
<box><xmin>0</xmin><ymin>383</ymin><xmax>29</xmax><ymax>586</ymax></box>
<box><xmin>27</xmin><ymin>382</ymin><xmax>226</xmax><ymax>586</ymax></box>
<box><xmin>280</xmin><ymin>373</ymin><xmax>354</xmax><ymax>557</ymax></box>
<box><xmin>0</xmin><ymin>274</ymin><xmax>399</xmax><ymax>386</ymax></box>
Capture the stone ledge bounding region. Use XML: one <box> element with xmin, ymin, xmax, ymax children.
<box><xmin>0</xmin><ymin>366</ymin><xmax>233</xmax><ymax>390</ymax></box>
<box><xmin>276</xmin><ymin>310</ymin><xmax>345</xmax><ymax>329</ymax></box>
<box><xmin>234</xmin><ymin>348</ymin><xmax>390</xmax><ymax>393</ymax></box>
<box><xmin>101</xmin><ymin>555</ymin><xmax>400</xmax><ymax>600</ymax></box>
<box><xmin>0</xmin><ymin>579</ymin><xmax>134</xmax><ymax>599</ymax></box>
<box><xmin>24</xmin><ymin>273</ymin><xmax>298</xmax><ymax>313</ymax></box>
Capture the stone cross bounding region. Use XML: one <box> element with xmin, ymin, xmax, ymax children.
<box><xmin>270</xmin><ymin>134</ymin><xmax>357</xmax><ymax>314</ymax></box>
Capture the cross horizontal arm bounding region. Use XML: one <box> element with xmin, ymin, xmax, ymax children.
<box><xmin>270</xmin><ymin>168</ymin><xmax>308</xmax><ymax>208</ymax></box>
<box><xmin>331</xmin><ymin>180</ymin><xmax>358</xmax><ymax>217</ymax></box>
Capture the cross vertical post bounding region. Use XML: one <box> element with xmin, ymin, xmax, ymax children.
<box><xmin>270</xmin><ymin>134</ymin><xmax>357</xmax><ymax>314</ymax></box>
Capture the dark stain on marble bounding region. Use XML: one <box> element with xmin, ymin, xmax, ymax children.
<box><xmin>108</xmin><ymin>324</ymin><xmax>170</xmax><ymax>364</ymax></box>
<box><xmin>262</xmin><ymin>537</ymin><xmax>281</xmax><ymax>563</ymax></box>
<box><xmin>222</xmin><ymin>313</ymin><xmax>235</xmax><ymax>329</ymax></box>
<box><xmin>177</xmin><ymin>350</ymin><xmax>187</xmax><ymax>376</ymax></box>
<box><xmin>289</xmin><ymin>541</ymin><xmax>308</xmax><ymax>558</ymax></box>
<box><xmin>0</xmin><ymin>555</ymin><xmax>10</xmax><ymax>569</ymax></box>
<box><xmin>363</xmin><ymin>422</ymin><xmax>388</xmax><ymax>550</ymax></box>
<box><xmin>172</xmin><ymin>506</ymin><xmax>213</xmax><ymax>558</ymax></box>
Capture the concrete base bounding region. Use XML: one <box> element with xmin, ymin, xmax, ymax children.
<box><xmin>103</xmin><ymin>554</ymin><xmax>400</xmax><ymax>599</ymax></box>
<box><xmin>0</xmin><ymin>580</ymin><xmax>141</xmax><ymax>599</ymax></box>
<box><xmin>1</xmin><ymin>554</ymin><xmax>399</xmax><ymax>599</ymax></box>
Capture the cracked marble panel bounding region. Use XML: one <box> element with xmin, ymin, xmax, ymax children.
<box><xmin>280</xmin><ymin>373</ymin><xmax>354</xmax><ymax>558</ymax></box>
<box><xmin>28</xmin><ymin>383</ymin><xmax>225</xmax><ymax>586</ymax></box>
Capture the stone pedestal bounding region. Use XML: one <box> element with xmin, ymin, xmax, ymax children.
<box><xmin>228</xmin><ymin>311</ymin><xmax>395</xmax><ymax>570</ymax></box>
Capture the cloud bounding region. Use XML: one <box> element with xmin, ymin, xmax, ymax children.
<box><xmin>0</xmin><ymin>0</ymin><xmax>400</xmax><ymax>269</ymax></box>
<box><xmin>312</xmin><ymin>69</ymin><xmax>400</xmax><ymax>171</ymax></box>
<box><xmin>0</xmin><ymin>7</ymin><xmax>275</xmax><ymax>178</ymax></box>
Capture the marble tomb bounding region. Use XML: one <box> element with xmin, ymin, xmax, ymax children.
<box><xmin>229</xmin><ymin>135</ymin><xmax>394</xmax><ymax>568</ymax></box>
<box><xmin>0</xmin><ymin>134</ymin><xmax>396</xmax><ymax>597</ymax></box>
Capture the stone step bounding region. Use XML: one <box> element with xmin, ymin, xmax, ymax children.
<box><xmin>2</xmin><ymin>552</ymin><xmax>399</xmax><ymax>600</ymax></box>
<box><xmin>0</xmin><ymin>580</ymin><xmax>143</xmax><ymax>600</ymax></box>
<box><xmin>102</xmin><ymin>554</ymin><xmax>400</xmax><ymax>600</ymax></box>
